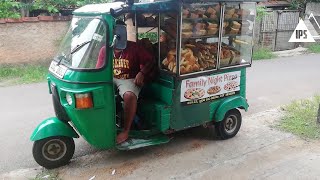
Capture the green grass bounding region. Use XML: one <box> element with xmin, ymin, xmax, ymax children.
<box><xmin>0</xmin><ymin>63</ymin><xmax>48</xmax><ymax>86</ymax></box>
<box><xmin>32</xmin><ymin>170</ymin><xmax>60</xmax><ymax>180</ymax></box>
<box><xmin>252</xmin><ymin>48</ymin><xmax>276</xmax><ymax>60</ymax></box>
<box><xmin>278</xmin><ymin>95</ymin><xmax>320</xmax><ymax>139</ymax></box>
<box><xmin>308</xmin><ymin>43</ymin><xmax>320</xmax><ymax>53</ymax></box>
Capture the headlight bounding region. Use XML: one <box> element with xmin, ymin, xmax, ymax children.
<box><xmin>66</xmin><ymin>93</ymin><xmax>73</xmax><ymax>105</ymax></box>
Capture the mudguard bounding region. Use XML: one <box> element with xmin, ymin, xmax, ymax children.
<box><xmin>214</xmin><ymin>96</ymin><xmax>248</xmax><ymax>122</ymax></box>
<box><xmin>30</xmin><ymin>117</ymin><xmax>79</xmax><ymax>141</ymax></box>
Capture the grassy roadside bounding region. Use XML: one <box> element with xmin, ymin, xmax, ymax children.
<box><xmin>252</xmin><ymin>48</ymin><xmax>276</xmax><ymax>60</ymax></box>
<box><xmin>308</xmin><ymin>43</ymin><xmax>320</xmax><ymax>53</ymax></box>
<box><xmin>278</xmin><ymin>95</ymin><xmax>320</xmax><ymax>139</ymax></box>
<box><xmin>32</xmin><ymin>170</ymin><xmax>60</xmax><ymax>180</ymax></box>
<box><xmin>0</xmin><ymin>63</ymin><xmax>48</xmax><ymax>86</ymax></box>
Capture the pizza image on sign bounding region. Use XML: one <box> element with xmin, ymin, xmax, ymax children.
<box><xmin>207</xmin><ymin>86</ymin><xmax>221</xmax><ymax>95</ymax></box>
<box><xmin>224</xmin><ymin>81</ymin><xmax>239</xmax><ymax>91</ymax></box>
<box><xmin>184</xmin><ymin>88</ymin><xmax>205</xmax><ymax>100</ymax></box>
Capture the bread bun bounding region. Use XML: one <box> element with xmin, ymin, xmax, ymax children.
<box><xmin>209</xmin><ymin>13</ymin><xmax>218</xmax><ymax>19</ymax></box>
<box><xmin>207</xmin><ymin>22</ymin><xmax>218</xmax><ymax>28</ymax></box>
<box><xmin>172</xmin><ymin>65</ymin><xmax>177</xmax><ymax>73</ymax></box>
<box><xmin>192</xmin><ymin>64</ymin><xmax>200</xmax><ymax>71</ymax></box>
<box><xmin>214</xmin><ymin>4</ymin><xmax>220</xmax><ymax>12</ymax></box>
<box><xmin>195</xmin><ymin>29</ymin><xmax>207</xmax><ymax>36</ymax></box>
<box><xmin>225</xmin><ymin>14</ymin><xmax>232</xmax><ymax>19</ymax></box>
<box><xmin>207</xmin><ymin>28</ymin><xmax>218</xmax><ymax>35</ymax></box>
<box><xmin>232</xmin><ymin>21</ymin><xmax>241</xmax><ymax>29</ymax></box>
<box><xmin>201</xmin><ymin>14</ymin><xmax>208</xmax><ymax>18</ymax></box>
<box><xmin>196</xmin><ymin>8</ymin><xmax>206</xmax><ymax>15</ymax></box>
<box><xmin>195</xmin><ymin>23</ymin><xmax>206</xmax><ymax>30</ymax></box>
<box><xmin>168</xmin><ymin>61</ymin><xmax>175</xmax><ymax>71</ymax></box>
<box><xmin>190</xmin><ymin>13</ymin><xmax>199</xmax><ymax>19</ymax></box>
<box><xmin>182</xmin><ymin>31</ymin><xmax>193</xmax><ymax>38</ymax></box>
<box><xmin>223</xmin><ymin>21</ymin><xmax>229</xmax><ymax>28</ymax></box>
<box><xmin>232</xmin><ymin>14</ymin><xmax>239</xmax><ymax>19</ymax></box>
<box><xmin>206</xmin><ymin>7</ymin><xmax>216</xmax><ymax>14</ymax></box>
<box><xmin>226</xmin><ymin>8</ymin><xmax>235</xmax><ymax>15</ymax></box>
<box><xmin>180</xmin><ymin>66</ymin><xmax>187</xmax><ymax>74</ymax></box>
<box><xmin>162</xmin><ymin>58</ymin><xmax>169</xmax><ymax>66</ymax></box>
<box><xmin>230</xmin><ymin>27</ymin><xmax>240</xmax><ymax>34</ymax></box>
<box><xmin>185</xmin><ymin>65</ymin><xmax>192</xmax><ymax>73</ymax></box>
<box><xmin>182</xmin><ymin>23</ymin><xmax>193</xmax><ymax>31</ymax></box>
<box><xmin>168</xmin><ymin>49</ymin><xmax>176</xmax><ymax>56</ymax></box>
<box><xmin>167</xmin><ymin>54</ymin><xmax>175</xmax><ymax>63</ymax></box>
<box><xmin>183</xmin><ymin>9</ymin><xmax>190</xmax><ymax>16</ymax></box>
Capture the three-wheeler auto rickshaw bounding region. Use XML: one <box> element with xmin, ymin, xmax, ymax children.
<box><xmin>31</xmin><ymin>0</ymin><xmax>258</xmax><ymax>169</ymax></box>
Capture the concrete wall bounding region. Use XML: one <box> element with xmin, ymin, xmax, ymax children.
<box><xmin>0</xmin><ymin>21</ymin><xmax>69</xmax><ymax>64</ymax></box>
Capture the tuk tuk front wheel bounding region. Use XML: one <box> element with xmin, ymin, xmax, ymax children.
<box><xmin>32</xmin><ymin>136</ymin><xmax>75</xmax><ymax>169</ymax></box>
<box><xmin>215</xmin><ymin>109</ymin><xmax>242</xmax><ymax>140</ymax></box>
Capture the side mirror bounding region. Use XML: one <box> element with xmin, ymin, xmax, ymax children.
<box><xmin>114</xmin><ymin>25</ymin><xmax>127</xmax><ymax>50</ymax></box>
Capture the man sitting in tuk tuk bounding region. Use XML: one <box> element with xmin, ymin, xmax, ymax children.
<box><xmin>97</xmin><ymin>20</ymin><xmax>155</xmax><ymax>144</ymax></box>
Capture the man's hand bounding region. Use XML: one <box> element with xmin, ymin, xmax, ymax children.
<box><xmin>134</xmin><ymin>72</ymin><xmax>144</xmax><ymax>87</ymax></box>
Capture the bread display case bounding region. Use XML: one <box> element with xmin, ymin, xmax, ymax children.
<box><xmin>159</xmin><ymin>1</ymin><xmax>256</xmax><ymax>76</ymax></box>
<box><xmin>129</xmin><ymin>1</ymin><xmax>257</xmax><ymax>77</ymax></box>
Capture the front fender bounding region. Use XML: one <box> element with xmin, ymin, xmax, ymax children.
<box><xmin>30</xmin><ymin>117</ymin><xmax>79</xmax><ymax>141</ymax></box>
<box><xmin>214</xmin><ymin>96</ymin><xmax>248</xmax><ymax>122</ymax></box>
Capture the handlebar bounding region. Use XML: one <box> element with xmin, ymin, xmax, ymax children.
<box><xmin>110</xmin><ymin>5</ymin><xmax>129</xmax><ymax>17</ymax></box>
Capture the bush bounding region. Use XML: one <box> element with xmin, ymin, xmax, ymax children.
<box><xmin>0</xmin><ymin>0</ymin><xmax>21</xmax><ymax>19</ymax></box>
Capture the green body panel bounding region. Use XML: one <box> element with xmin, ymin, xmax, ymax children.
<box><xmin>48</xmin><ymin>71</ymin><xmax>116</xmax><ymax>149</ymax></box>
<box><xmin>45</xmin><ymin>14</ymin><xmax>117</xmax><ymax>149</ymax></box>
<box><xmin>214</xmin><ymin>95</ymin><xmax>248</xmax><ymax>121</ymax></box>
<box><xmin>30</xmin><ymin>117</ymin><xmax>79</xmax><ymax>141</ymax></box>
<box><xmin>139</xmin><ymin>99</ymin><xmax>171</xmax><ymax>132</ymax></box>
<box><xmin>138</xmin><ymin>73</ymin><xmax>175</xmax><ymax>132</ymax></box>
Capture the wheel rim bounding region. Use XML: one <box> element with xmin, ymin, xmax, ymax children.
<box><xmin>224</xmin><ymin>115</ymin><xmax>238</xmax><ymax>134</ymax></box>
<box><xmin>42</xmin><ymin>139</ymin><xmax>67</xmax><ymax>161</ymax></box>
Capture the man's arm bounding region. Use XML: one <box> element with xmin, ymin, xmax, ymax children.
<box><xmin>134</xmin><ymin>43</ymin><xmax>155</xmax><ymax>86</ymax></box>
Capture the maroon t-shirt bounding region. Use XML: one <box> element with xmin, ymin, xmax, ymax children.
<box><xmin>113</xmin><ymin>41</ymin><xmax>153</xmax><ymax>79</ymax></box>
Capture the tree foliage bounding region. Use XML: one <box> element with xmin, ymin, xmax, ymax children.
<box><xmin>0</xmin><ymin>0</ymin><xmax>112</xmax><ymax>18</ymax></box>
<box><xmin>0</xmin><ymin>0</ymin><xmax>21</xmax><ymax>18</ymax></box>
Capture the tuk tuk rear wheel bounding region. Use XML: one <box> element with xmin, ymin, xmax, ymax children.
<box><xmin>215</xmin><ymin>109</ymin><xmax>242</xmax><ymax>140</ymax></box>
<box><xmin>32</xmin><ymin>136</ymin><xmax>75</xmax><ymax>169</ymax></box>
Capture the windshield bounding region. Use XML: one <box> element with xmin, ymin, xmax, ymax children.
<box><xmin>55</xmin><ymin>17</ymin><xmax>107</xmax><ymax>69</ymax></box>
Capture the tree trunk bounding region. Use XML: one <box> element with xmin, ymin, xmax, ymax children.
<box><xmin>19</xmin><ymin>0</ymin><xmax>32</xmax><ymax>17</ymax></box>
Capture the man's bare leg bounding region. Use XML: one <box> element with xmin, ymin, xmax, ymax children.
<box><xmin>116</xmin><ymin>91</ymin><xmax>137</xmax><ymax>144</ymax></box>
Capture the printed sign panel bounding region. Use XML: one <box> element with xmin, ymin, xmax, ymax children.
<box><xmin>181</xmin><ymin>71</ymin><xmax>241</xmax><ymax>105</ymax></box>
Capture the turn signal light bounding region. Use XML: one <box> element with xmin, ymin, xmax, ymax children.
<box><xmin>75</xmin><ymin>93</ymin><xmax>93</xmax><ymax>109</ymax></box>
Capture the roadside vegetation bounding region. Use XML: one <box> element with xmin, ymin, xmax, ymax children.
<box><xmin>278</xmin><ymin>95</ymin><xmax>320</xmax><ymax>139</ymax></box>
<box><xmin>308</xmin><ymin>43</ymin><xmax>320</xmax><ymax>53</ymax></box>
<box><xmin>252</xmin><ymin>47</ymin><xmax>276</xmax><ymax>60</ymax></box>
<box><xmin>32</xmin><ymin>170</ymin><xmax>60</xmax><ymax>180</ymax></box>
<box><xmin>0</xmin><ymin>63</ymin><xmax>48</xmax><ymax>86</ymax></box>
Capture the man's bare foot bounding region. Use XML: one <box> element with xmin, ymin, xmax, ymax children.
<box><xmin>117</xmin><ymin>131</ymin><xmax>129</xmax><ymax>144</ymax></box>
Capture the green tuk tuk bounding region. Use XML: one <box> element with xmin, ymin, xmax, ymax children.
<box><xmin>30</xmin><ymin>0</ymin><xmax>258</xmax><ymax>169</ymax></box>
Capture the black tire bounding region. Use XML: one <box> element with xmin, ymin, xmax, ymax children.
<box><xmin>215</xmin><ymin>109</ymin><xmax>242</xmax><ymax>140</ymax></box>
<box><xmin>32</xmin><ymin>136</ymin><xmax>75</xmax><ymax>169</ymax></box>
